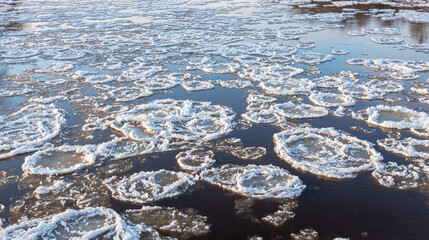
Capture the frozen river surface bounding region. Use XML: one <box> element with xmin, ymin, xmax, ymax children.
<box><xmin>0</xmin><ymin>0</ymin><xmax>428</xmax><ymax>239</ymax></box>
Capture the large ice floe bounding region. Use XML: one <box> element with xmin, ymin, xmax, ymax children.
<box><xmin>97</xmin><ymin>99</ymin><xmax>235</xmax><ymax>151</ymax></box>
<box><xmin>352</xmin><ymin>105</ymin><xmax>429</xmax><ymax>134</ymax></box>
<box><xmin>104</xmin><ymin>170</ymin><xmax>197</xmax><ymax>204</ymax></box>
<box><xmin>309</xmin><ymin>92</ymin><xmax>356</xmax><ymax>107</ymax></box>
<box><xmin>0</xmin><ymin>104</ymin><xmax>65</xmax><ymax>160</ymax></box>
<box><xmin>0</xmin><ymin>207</ymin><xmax>143</xmax><ymax>240</ymax></box>
<box><xmin>22</xmin><ymin>145</ymin><xmax>97</xmax><ymax>175</ymax></box>
<box><xmin>274</xmin><ymin>127</ymin><xmax>383</xmax><ymax>179</ymax></box>
<box><xmin>338</xmin><ymin>80</ymin><xmax>404</xmax><ymax>100</ymax></box>
<box><xmin>200</xmin><ymin>164</ymin><xmax>305</xmax><ymax>199</ymax></box>
<box><xmin>124</xmin><ymin>206</ymin><xmax>210</xmax><ymax>238</ymax></box>
<box><xmin>292</xmin><ymin>51</ymin><xmax>334</xmax><ymax>65</ymax></box>
<box><xmin>259</xmin><ymin>78</ymin><xmax>315</xmax><ymax>95</ymax></box>
<box><xmin>346</xmin><ymin>58</ymin><xmax>429</xmax><ymax>80</ymax></box>
<box><xmin>270</xmin><ymin>102</ymin><xmax>329</xmax><ymax>119</ymax></box>
<box><xmin>182</xmin><ymin>81</ymin><xmax>215</xmax><ymax>92</ymax></box>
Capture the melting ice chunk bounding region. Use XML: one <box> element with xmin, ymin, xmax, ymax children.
<box><xmin>274</xmin><ymin>127</ymin><xmax>383</xmax><ymax>179</ymax></box>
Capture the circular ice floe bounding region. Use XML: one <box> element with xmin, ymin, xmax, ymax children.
<box><xmin>124</xmin><ymin>206</ymin><xmax>210</xmax><ymax>238</ymax></box>
<box><xmin>270</xmin><ymin>102</ymin><xmax>329</xmax><ymax>119</ymax></box>
<box><xmin>176</xmin><ymin>149</ymin><xmax>216</xmax><ymax>172</ymax></box>
<box><xmin>370</xmin><ymin>37</ymin><xmax>404</xmax><ymax>45</ymax></box>
<box><xmin>217</xmin><ymin>79</ymin><xmax>253</xmax><ymax>89</ymax></box>
<box><xmin>313</xmin><ymin>71</ymin><xmax>359</xmax><ymax>88</ymax></box>
<box><xmin>0</xmin><ymin>207</ymin><xmax>141</xmax><ymax>240</ymax></box>
<box><xmin>182</xmin><ymin>81</ymin><xmax>214</xmax><ymax>92</ymax></box>
<box><xmin>105</xmin><ymin>87</ymin><xmax>153</xmax><ymax>102</ymax></box>
<box><xmin>309</xmin><ymin>92</ymin><xmax>356</xmax><ymax>107</ymax></box>
<box><xmin>53</xmin><ymin>50</ymin><xmax>85</xmax><ymax>60</ymax></box>
<box><xmin>134</xmin><ymin>76</ymin><xmax>179</xmax><ymax>91</ymax></box>
<box><xmin>347</xmin><ymin>30</ymin><xmax>366</xmax><ymax>36</ymax></box>
<box><xmin>108</xmin><ymin>99</ymin><xmax>235</xmax><ymax>144</ymax></box>
<box><xmin>229</xmin><ymin>146</ymin><xmax>266</xmax><ymax>160</ymax></box>
<box><xmin>0</xmin><ymin>104</ymin><xmax>65</xmax><ymax>160</ymax></box>
<box><xmin>377</xmin><ymin>138</ymin><xmax>429</xmax><ymax>159</ymax></box>
<box><xmin>260</xmin><ymin>78</ymin><xmax>315</xmax><ymax>95</ymax></box>
<box><xmin>2</xmin><ymin>49</ymin><xmax>40</xmax><ymax>59</ymax></box>
<box><xmin>292</xmin><ymin>52</ymin><xmax>333</xmax><ymax>65</ymax></box>
<box><xmin>274</xmin><ymin>127</ymin><xmax>383</xmax><ymax>179</ymax></box>
<box><xmin>200</xmin><ymin>164</ymin><xmax>305</xmax><ymax>199</ymax></box>
<box><xmin>96</xmin><ymin>137</ymin><xmax>156</xmax><ymax>160</ymax></box>
<box><xmin>338</xmin><ymin>80</ymin><xmax>403</xmax><ymax>100</ymax></box>
<box><xmin>85</xmin><ymin>74</ymin><xmax>116</xmax><ymax>84</ymax></box>
<box><xmin>105</xmin><ymin>170</ymin><xmax>197</xmax><ymax>204</ymax></box>
<box><xmin>366</xmin><ymin>27</ymin><xmax>400</xmax><ymax>35</ymax></box>
<box><xmin>22</xmin><ymin>145</ymin><xmax>97</xmax><ymax>175</ymax></box>
<box><xmin>345</xmin><ymin>58</ymin><xmax>428</xmax><ymax>79</ymax></box>
<box><xmin>352</xmin><ymin>105</ymin><xmax>429</xmax><ymax>131</ymax></box>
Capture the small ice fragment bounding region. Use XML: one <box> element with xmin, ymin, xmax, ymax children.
<box><xmin>331</xmin><ymin>49</ymin><xmax>350</xmax><ymax>55</ymax></box>
<box><xmin>291</xmin><ymin>228</ymin><xmax>319</xmax><ymax>240</ymax></box>
<box><xmin>262</xmin><ymin>201</ymin><xmax>298</xmax><ymax>226</ymax></box>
